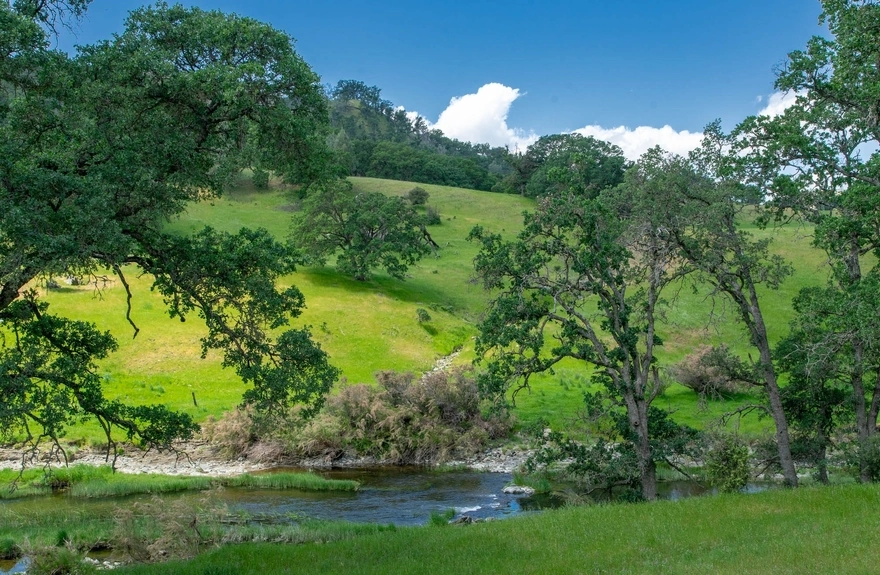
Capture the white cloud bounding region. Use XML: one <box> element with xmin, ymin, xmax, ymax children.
<box><xmin>757</xmin><ymin>91</ymin><xmax>801</xmax><ymax>118</ymax></box>
<box><xmin>405</xmin><ymin>84</ymin><xmax>804</xmax><ymax>161</ymax></box>
<box><xmin>572</xmin><ymin>124</ymin><xmax>704</xmax><ymax>161</ymax></box>
<box><xmin>416</xmin><ymin>83</ymin><xmax>538</xmax><ymax>150</ymax></box>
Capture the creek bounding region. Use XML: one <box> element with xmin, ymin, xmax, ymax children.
<box><xmin>0</xmin><ymin>467</ymin><xmax>770</xmax><ymax>574</ymax></box>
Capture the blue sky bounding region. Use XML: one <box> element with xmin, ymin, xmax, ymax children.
<box><xmin>56</xmin><ymin>1</ymin><xmax>825</xmax><ymax>158</ymax></box>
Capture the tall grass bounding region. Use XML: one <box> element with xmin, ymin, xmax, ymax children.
<box><xmin>222</xmin><ymin>473</ymin><xmax>358</xmax><ymax>492</ymax></box>
<box><xmin>0</xmin><ymin>465</ymin><xmax>357</xmax><ymax>500</ymax></box>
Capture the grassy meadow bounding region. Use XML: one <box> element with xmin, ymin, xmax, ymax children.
<box><xmin>33</xmin><ymin>175</ymin><xmax>830</xmax><ymax>441</ymax></box>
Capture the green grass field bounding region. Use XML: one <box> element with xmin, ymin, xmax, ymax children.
<box><xmin>31</xmin><ymin>175</ymin><xmax>832</xmax><ymax>441</ymax></box>
<box><xmin>116</xmin><ymin>483</ymin><xmax>880</xmax><ymax>575</ymax></box>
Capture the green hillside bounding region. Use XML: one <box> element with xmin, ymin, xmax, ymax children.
<box><xmin>37</xmin><ymin>176</ymin><xmax>826</xmax><ymax>441</ymax></box>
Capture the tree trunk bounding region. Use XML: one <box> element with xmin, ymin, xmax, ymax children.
<box><xmin>628</xmin><ymin>391</ymin><xmax>657</xmax><ymax>501</ymax></box>
<box><xmin>817</xmin><ymin>441</ymin><xmax>829</xmax><ymax>485</ymax></box>
<box><xmin>851</xmin><ymin>344</ymin><xmax>873</xmax><ymax>483</ymax></box>
<box><xmin>748</xmin><ymin>291</ymin><xmax>799</xmax><ymax>487</ymax></box>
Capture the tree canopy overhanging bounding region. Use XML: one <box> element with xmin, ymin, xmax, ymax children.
<box><xmin>0</xmin><ymin>1</ymin><xmax>338</xmax><ymax>459</ymax></box>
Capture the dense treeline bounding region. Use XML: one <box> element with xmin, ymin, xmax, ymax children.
<box><xmin>323</xmin><ymin>79</ymin><xmax>633</xmax><ymax>198</ymax></box>
<box><xmin>325</xmin><ymin>80</ymin><xmax>509</xmax><ymax>190</ymax></box>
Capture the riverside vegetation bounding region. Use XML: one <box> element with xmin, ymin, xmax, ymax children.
<box><xmin>3</xmin><ymin>0</ymin><xmax>880</xmax><ymax>573</ymax></box>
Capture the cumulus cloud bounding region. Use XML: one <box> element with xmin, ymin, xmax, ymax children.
<box><xmin>757</xmin><ymin>90</ymin><xmax>801</xmax><ymax>118</ymax></box>
<box><xmin>572</xmin><ymin>124</ymin><xmax>704</xmax><ymax>160</ymax></box>
<box><xmin>413</xmin><ymin>83</ymin><xmax>538</xmax><ymax>150</ymax></box>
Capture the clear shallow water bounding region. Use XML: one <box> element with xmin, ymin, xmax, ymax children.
<box><xmin>217</xmin><ymin>467</ymin><xmax>542</xmax><ymax>525</ymax></box>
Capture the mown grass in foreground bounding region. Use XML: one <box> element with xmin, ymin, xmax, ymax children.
<box><xmin>0</xmin><ymin>466</ymin><xmax>357</xmax><ymax>500</ymax></box>
<box><xmin>117</xmin><ymin>483</ymin><xmax>880</xmax><ymax>575</ymax></box>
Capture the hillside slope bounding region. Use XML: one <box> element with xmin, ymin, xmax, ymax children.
<box><xmin>37</xmin><ymin>176</ymin><xmax>826</xmax><ymax>438</ymax></box>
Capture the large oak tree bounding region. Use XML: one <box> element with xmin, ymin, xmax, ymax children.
<box><xmin>0</xmin><ymin>2</ymin><xmax>338</xmax><ymax>461</ymax></box>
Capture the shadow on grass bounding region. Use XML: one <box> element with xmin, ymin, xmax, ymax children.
<box><xmin>297</xmin><ymin>267</ymin><xmax>465</xmax><ymax>316</ymax></box>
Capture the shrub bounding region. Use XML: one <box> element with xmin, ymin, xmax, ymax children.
<box><xmin>287</xmin><ymin>368</ymin><xmax>511</xmax><ymax>464</ymax></box>
<box><xmin>251</xmin><ymin>169</ymin><xmax>270</xmax><ymax>189</ymax></box>
<box><xmin>858</xmin><ymin>434</ymin><xmax>880</xmax><ymax>482</ymax></box>
<box><xmin>20</xmin><ymin>543</ymin><xmax>95</xmax><ymax>575</ymax></box>
<box><xmin>416</xmin><ymin>308</ymin><xmax>431</xmax><ymax>323</ymax></box>
<box><xmin>202</xmin><ymin>406</ymin><xmax>259</xmax><ymax>459</ymax></box>
<box><xmin>407</xmin><ymin>186</ymin><xmax>429</xmax><ymax>205</ymax></box>
<box><xmin>669</xmin><ymin>344</ymin><xmax>745</xmax><ymax>400</ymax></box>
<box><xmin>428</xmin><ymin>508</ymin><xmax>455</xmax><ymax>526</ymax></box>
<box><xmin>113</xmin><ymin>494</ymin><xmax>227</xmax><ymax>563</ymax></box>
<box><xmin>705</xmin><ymin>435</ymin><xmax>751</xmax><ymax>493</ymax></box>
<box><xmin>0</xmin><ymin>538</ymin><xmax>19</xmax><ymax>560</ymax></box>
<box><xmin>425</xmin><ymin>205</ymin><xmax>442</xmax><ymax>225</ymax></box>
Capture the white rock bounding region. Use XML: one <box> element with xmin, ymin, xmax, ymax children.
<box><xmin>502</xmin><ymin>485</ymin><xmax>535</xmax><ymax>495</ymax></box>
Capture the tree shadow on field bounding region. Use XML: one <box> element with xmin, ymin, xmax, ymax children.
<box><xmin>296</xmin><ymin>267</ymin><xmax>462</xmax><ymax>315</ymax></box>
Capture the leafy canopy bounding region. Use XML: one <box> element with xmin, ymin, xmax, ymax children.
<box><xmin>0</xmin><ymin>2</ymin><xmax>337</xmax><ymax>457</ymax></box>
<box><xmin>291</xmin><ymin>179</ymin><xmax>437</xmax><ymax>281</ymax></box>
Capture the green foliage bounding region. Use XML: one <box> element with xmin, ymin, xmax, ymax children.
<box><xmin>0</xmin><ymin>464</ymin><xmax>356</xmax><ymax>500</ymax></box>
<box><xmin>326</xmin><ymin>80</ymin><xmax>508</xmax><ymax>189</ymax></box>
<box><xmin>222</xmin><ymin>472</ymin><xmax>358</xmax><ymax>492</ymax></box>
<box><xmin>0</xmin><ymin>537</ymin><xmax>19</xmax><ymax>560</ymax></box>
<box><xmin>0</xmin><ymin>292</ymin><xmax>198</xmax><ymax>450</ymax></box>
<box><xmin>527</xmin><ymin>400</ymin><xmax>700</xmax><ymax>499</ymax></box>
<box><xmin>415</xmin><ymin>308</ymin><xmax>431</xmax><ymax>323</ymax></box>
<box><xmin>705</xmin><ymin>435</ymin><xmax>751</xmax><ymax>493</ymax></box>
<box><xmin>291</xmin><ymin>178</ymin><xmax>436</xmax><ymax>281</ymax></box>
<box><xmin>496</xmin><ymin>133</ymin><xmax>626</xmax><ymax>197</ymax></box>
<box><xmin>857</xmin><ymin>435</ymin><xmax>880</xmax><ymax>483</ymax></box>
<box><xmin>0</xmin><ymin>2</ymin><xmax>335</xmax><ymax>454</ymax></box>
<box><xmin>24</xmin><ymin>544</ymin><xmax>95</xmax><ymax>575</ymax></box>
<box><xmin>406</xmin><ymin>186</ymin><xmax>429</xmax><ymax>205</ymax></box>
<box><xmin>366</xmin><ymin>141</ymin><xmax>499</xmax><ymax>191</ymax></box>
<box><xmin>470</xmin><ymin>152</ymin><xmax>701</xmax><ymax>498</ymax></box>
<box><xmin>428</xmin><ymin>508</ymin><xmax>455</xmax><ymax>526</ymax></box>
<box><xmin>727</xmin><ymin>0</ymin><xmax>880</xmax><ymax>482</ymax></box>
<box><xmin>251</xmin><ymin>169</ymin><xmax>270</xmax><ymax>190</ymax></box>
<box><xmin>424</xmin><ymin>205</ymin><xmax>442</xmax><ymax>225</ymax></box>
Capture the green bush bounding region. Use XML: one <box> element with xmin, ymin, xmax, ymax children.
<box><xmin>428</xmin><ymin>508</ymin><xmax>455</xmax><ymax>526</ymax></box>
<box><xmin>407</xmin><ymin>186</ymin><xmax>429</xmax><ymax>205</ymax></box>
<box><xmin>706</xmin><ymin>435</ymin><xmax>751</xmax><ymax>493</ymax></box>
<box><xmin>858</xmin><ymin>434</ymin><xmax>880</xmax><ymax>482</ymax></box>
<box><xmin>0</xmin><ymin>537</ymin><xmax>19</xmax><ymax>560</ymax></box>
<box><xmin>251</xmin><ymin>169</ymin><xmax>270</xmax><ymax>189</ymax></box>
<box><xmin>425</xmin><ymin>205</ymin><xmax>442</xmax><ymax>225</ymax></box>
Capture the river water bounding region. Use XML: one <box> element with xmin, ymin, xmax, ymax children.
<box><xmin>0</xmin><ymin>467</ymin><xmax>769</xmax><ymax>574</ymax></box>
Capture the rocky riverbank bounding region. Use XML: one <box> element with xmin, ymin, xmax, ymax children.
<box><xmin>0</xmin><ymin>441</ymin><xmax>532</xmax><ymax>477</ymax></box>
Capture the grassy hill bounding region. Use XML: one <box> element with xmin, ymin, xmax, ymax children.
<box><xmin>36</xmin><ymin>176</ymin><xmax>828</xmax><ymax>442</ymax></box>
